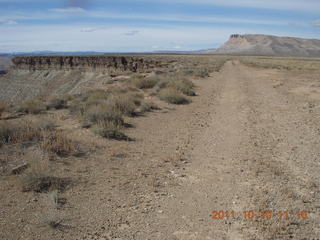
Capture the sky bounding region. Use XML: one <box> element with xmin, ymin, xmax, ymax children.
<box><xmin>0</xmin><ymin>0</ymin><xmax>319</xmax><ymax>53</ymax></box>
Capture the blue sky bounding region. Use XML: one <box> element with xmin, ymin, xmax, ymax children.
<box><xmin>0</xmin><ymin>0</ymin><xmax>319</xmax><ymax>52</ymax></box>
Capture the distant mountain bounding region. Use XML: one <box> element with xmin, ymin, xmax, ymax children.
<box><xmin>205</xmin><ymin>34</ymin><xmax>320</xmax><ymax>57</ymax></box>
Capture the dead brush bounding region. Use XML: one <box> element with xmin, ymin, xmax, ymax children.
<box><xmin>133</xmin><ymin>76</ymin><xmax>159</xmax><ymax>89</ymax></box>
<box><xmin>148</xmin><ymin>176</ymin><xmax>159</xmax><ymax>193</ymax></box>
<box><xmin>158</xmin><ymin>87</ymin><xmax>190</xmax><ymax>105</ymax></box>
<box><xmin>40</xmin><ymin>131</ymin><xmax>80</xmax><ymax>157</ymax></box>
<box><xmin>107</xmin><ymin>92</ymin><xmax>142</xmax><ymax>117</ymax></box>
<box><xmin>19</xmin><ymin>100</ymin><xmax>46</xmax><ymax>114</ymax></box>
<box><xmin>93</xmin><ymin>121</ymin><xmax>130</xmax><ymax>141</ymax></box>
<box><xmin>0</xmin><ymin>101</ymin><xmax>8</xmax><ymax>118</ymax></box>
<box><xmin>0</xmin><ymin>120</ymin><xmax>41</xmax><ymax>146</ymax></box>
<box><xmin>139</xmin><ymin>101</ymin><xmax>159</xmax><ymax>113</ymax></box>
<box><xmin>21</xmin><ymin>150</ymin><xmax>70</xmax><ymax>193</ymax></box>
<box><xmin>46</xmin><ymin>96</ymin><xmax>68</xmax><ymax>110</ymax></box>
<box><xmin>84</xmin><ymin>104</ymin><xmax>124</xmax><ymax>126</ymax></box>
<box><xmin>168</xmin><ymin>79</ymin><xmax>196</xmax><ymax>96</ymax></box>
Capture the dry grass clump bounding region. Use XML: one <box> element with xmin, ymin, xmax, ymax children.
<box><xmin>93</xmin><ymin>121</ymin><xmax>129</xmax><ymax>141</ymax></box>
<box><xmin>0</xmin><ymin>101</ymin><xmax>8</xmax><ymax>117</ymax></box>
<box><xmin>21</xmin><ymin>150</ymin><xmax>70</xmax><ymax>193</ymax></box>
<box><xmin>37</xmin><ymin>118</ymin><xmax>56</xmax><ymax>131</ymax></box>
<box><xmin>158</xmin><ymin>88</ymin><xmax>190</xmax><ymax>104</ymax></box>
<box><xmin>107</xmin><ymin>92</ymin><xmax>143</xmax><ymax>117</ymax></box>
<box><xmin>192</xmin><ymin>67</ymin><xmax>211</xmax><ymax>78</ymax></box>
<box><xmin>0</xmin><ymin>120</ymin><xmax>41</xmax><ymax>146</ymax></box>
<box><xmin>40</xmin><ymin>131</ymin><xmax>80</xmax><ymax>157</ymax></box>
<box><xmin>0</xmin><ymin>119</ymin><xmax>80</xmax><ymax>157</ymax></box>
<box><xmin>19</xmin><ymin>100</ymin><xmax>46</xmax><ymax>114</ymax></box>
<box><xmin>140</xmin><ymin>101</ymin><xmax>158</xmax><ymax>113</ymax></box>
<box><xmin>168</xmin><ymin>79</ymin><xmax>196</xmax><ymax>96</ymax></box>
<box><xmin>133</xmin><ymin>76</ymin><xmax>159</xmax><ymax>89</ymax></box>
<box><xmin>84</xmin><ymin>104</ymin><xmax>124</xmax><ymax>126</ymax></box>
<box><xmin>84</xmin><ymin>89</ymin><xmax>110</xmax><ymax>103</ymax></box>
<box><xmin>46</xmin><ymin>96</ymin><xmax>68</xmax><ymax>110</ymax></box>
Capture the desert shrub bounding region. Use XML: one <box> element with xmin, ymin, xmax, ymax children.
<box><xmin>21</xmin><ymin>150</ymin><xmax>70</xmax><ymax>193</ymax></box>
<box><xmin>168</xmin><ymin>79</ymin><xmax>196</xmax><ymax>96</ymax></box>
<box><xmin>158</xmin><ymin>88</ymin><xmax>190</xmax><ymax>104</ymax></box>
<box><xmin>140</xmin><ymin>101</ymin><xmax>158</xmax><ymax>113</ymax></box>
<box><xmin>47</xmin><ymin>97</ymin><xmax>68</xmax><ymax>110</ymax></box>
<box><xmin>0</xmin><ymin>101</ymin><xmax>8</xmax><ymax>117</ymax></box>
<box><xmin>133</xmin><ymin>77</ymin><xmax>159</xmax><ymax>89</ymax></box>
<box><xmin>84</xmin><ymin>104</ymin><xmax>124</xmax><ymax>126</ymax></box>
<box><xmin>83</xmin><ymin>89</ymin><xmax>110</xmax><ymax>103</ymax></box>
<box><xmin>93</xmin><ymin>122</ymin><xmax>129</xmax><ymax>141</ymax></box>
<box><xmin>37</xmin><ymin>118</ymin><xmax>56</xmax><ymax>131</ymax></box>
<box><xmin>107</xmin><ymin>93</ymin><xmax>140</xmax><ymax>117</ymax></box>
<box><xmin>0</xmin><ymin>121</ymin><xmax>41</xmax><ymax>146</ymax></box>
<box><xmin>19</xmin><ymin>100</ymin><xmax>46</xmax><ymax>114</ymax></box>
<box><xmin>40</xmin><ymin>131</ymin><xmax>80</xmax><ymax>157</ymax></box>
<box><xmin>193</xmin><ymin>68</ymin><xmax>210</xmax><ymax>78</ymax></box>
<box><xmin>154</xmin><ymin>78</ymin><xmax>170</xmax><ymax>91</ymax></box>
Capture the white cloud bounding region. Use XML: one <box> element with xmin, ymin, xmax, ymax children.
<box><xmin>50</xmin><ymin>7</ymin><xmax>86</xmax><ymax>14</ymax></box>
<box><xmin>124</xmin><ymin>30</ymin><xmax>139</xmax><ymax>36</ymax></box>
<box><xmin>312</xmin><ymin>20</ymin><xmax>320</xmax><ymax>27</ymax></box>
<box><xmin>81</xmin><ymin>27</ymin><xmax>108</xmax><ymax>32</ymax></box>
<box><xmin>163</xmin><ymin>0</ymin><xmax>320</xmax><ymax>12</ymax></box>
<box><xmin>0</xmin><ymin>8</ymin><xmax>305</xmax><ymax>27</ymax></box>
<box><xmin>0</xmin><ymin>19</ymin><xmax>17</xmax><ymax>25</ymax></box>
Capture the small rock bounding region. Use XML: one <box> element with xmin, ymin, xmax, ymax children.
<box><xmin>11</xmin><ymin>163</ymin><xmax>29</xmax><ymax>175</ymax></box>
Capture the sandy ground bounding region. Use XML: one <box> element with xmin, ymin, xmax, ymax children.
<box><xmin>1</xmin><ymin>61</ymin><xmax>319</xmax><ymax>240</ymax></box>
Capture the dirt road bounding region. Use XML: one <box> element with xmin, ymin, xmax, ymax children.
<box><xmin>124</xmin><ymin>60</ymin><xmax>320</xmax><ymax>239</ymax></box>
<box><xmin>3</xmin><ymin>60</ymin><xmax>319</xmax><ymax>240</ymax></box>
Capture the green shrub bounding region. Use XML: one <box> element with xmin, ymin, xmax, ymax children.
<box><xmin>158</xmin><ymin>88</ymin><xmax>190</xmax><ymax>104</ymax></box>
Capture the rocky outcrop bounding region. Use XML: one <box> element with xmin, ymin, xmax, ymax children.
<box><xmin>205</xmin><ymin>34</ymin><xmax>320</xmax><ymax>57</ymax></box>
<box><xmin>12</xmin><ymin>55</ymin><xmax>163</xmax><ymax>72</ymax></box>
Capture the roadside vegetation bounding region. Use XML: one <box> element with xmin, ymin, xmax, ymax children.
<box><xmin>240</xmin><ymin>57</ymin><xmax>320</xmax><ymax>71</ymax></box>
<box><xmin>0</xmin><ymin>55</ymin><xmax>227</xmax><ymax>234</ymax></box>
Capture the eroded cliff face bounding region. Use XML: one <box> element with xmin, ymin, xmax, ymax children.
<box><xmin>1</xmin><ymin>55</ymin><xmax>168</xmax><ymax>102</ymax></box>
<box><xmin>12</xmin><ymin>55</ymin><xmax>163</xmax><ymax>72</ymax></box>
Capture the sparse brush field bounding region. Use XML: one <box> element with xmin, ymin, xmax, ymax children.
<box><xmin>240</xmin><ymin>56</ymin><xmax>320</xmax><ymax>71</ymax></box>
<box><xmin>0</xmin><ymin>55</ymin><xmax>231</xmax><ymax>239</ymax></box>
<box><xmin>2</xmin><ymin>54</ymin><xmax>320</xmax><ymax>239</ymax></box>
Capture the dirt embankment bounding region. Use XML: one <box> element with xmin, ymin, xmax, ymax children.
<box><xmin>0</xmin><ymin>56</ymin><xmax>168</xmax><ymax>103</ymax></box>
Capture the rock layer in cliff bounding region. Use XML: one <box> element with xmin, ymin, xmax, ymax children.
<box><xmin>12</xmin><ymin>55</ymin><xmax>163</xmax><ymax>72</ymax></box>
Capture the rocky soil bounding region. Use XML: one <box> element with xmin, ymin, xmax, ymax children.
<box><xmin>1</xmin><ymin>59</ymin><xmax>319</xmax><ymax>239</ymax></box>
